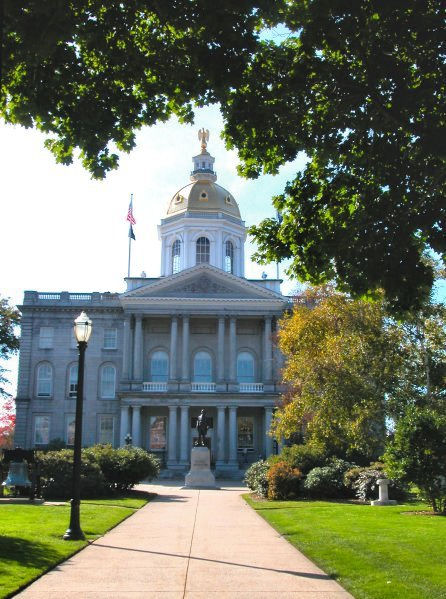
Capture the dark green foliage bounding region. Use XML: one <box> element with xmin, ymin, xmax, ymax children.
<box><xmin>37</xmin><ymin>449</ymin><xmax>108</xmax><ymax>499</ymax></box>
<box><xmin>303</xmin><ymin>459</ymin><xmax>354</xmax><ymax>499</ymax></box>
<box><xmin>46</xmin><ymin>438</ymin><xmax>67</xmax><ymax>450</ymax></box>
<box><xmin>277</xmin><ymin>443</ymin><xmax>328</xmax><ymax>475</ymax></box>
<box><xmin>244</xmin><ymin>459</ymin><xmax>269</xmax><ymax>497</ymax></box>
<box><xmin>37</xmin><ymin>445</ymin><xmax>160</xmax><ymax>498</ymax></box>
<box><xmin>0</xmin><ymin>296</ymin><xmax>20</xmax><ymax>398</ymax></box>
<box><xmin>267</xmin><ymin>461</ymin><xmax>302</xmax><ymax>500</ymax></box>
<box><xmin>83</xmin><ymin>445</ymin><xmax>160</xmax><ymax>492</ymax></box>
<box><xmin>384</xmin><ymin>408</ymin><xmax>446</xmax><ymax>513</ymax></box>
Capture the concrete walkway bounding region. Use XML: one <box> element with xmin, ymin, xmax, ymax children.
<box><xmin>16</xmin><ymin>482</ymin><xmax>352</xmax><ymax>598</ymax></box>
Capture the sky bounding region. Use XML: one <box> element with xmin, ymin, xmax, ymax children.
<box><xmin>0</xmin><ymin>104</ymin><xmax>306</xmax><ymax>401</ymax></box>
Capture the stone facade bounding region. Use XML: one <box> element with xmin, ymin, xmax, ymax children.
<box><xmin>14</xmin><ymin>136</ymin><xmax>289</xmax><ymax>477</ymax></box>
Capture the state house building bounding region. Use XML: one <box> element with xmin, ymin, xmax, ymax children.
<box><xmin>14</xmin><ymin>134</ymin><xmax>289</xmax><ymax>476</ymax></box>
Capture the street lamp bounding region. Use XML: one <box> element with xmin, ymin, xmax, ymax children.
<box><xmin>64</xmin><ymin>311</ymin><xmax>92</xmax><ymax>540</ymax></box>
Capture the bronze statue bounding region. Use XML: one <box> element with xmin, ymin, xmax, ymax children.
<box><xmin>195</xmin><ymin>409</ymin><xmax>209</xmax><ymax>446</ymax></box>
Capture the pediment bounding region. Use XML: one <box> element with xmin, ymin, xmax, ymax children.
<box><xmin>122</xmin><ymin>264</ymin><xmax>285</xmax><ymax>301</ymax></box>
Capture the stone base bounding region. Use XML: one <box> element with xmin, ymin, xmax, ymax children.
<box><xmin>185</xmin><ymin>446</ymin><xmax>216</xmax><ymax>488</ymax></box>
<box><xmin>371</xmin><ymin>499</ymin><xmax>397</xmax><ymax>506</ymax></box>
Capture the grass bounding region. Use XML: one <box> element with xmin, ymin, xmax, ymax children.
<box><xmin>244</xmin><ymin>495</ymin><xmax>446</xmax><ymax>599</ymax></box>
<box><xmin>0</xmin><ymin>492</ymin><xmax>152</xmax><ymax>599</ymax></box>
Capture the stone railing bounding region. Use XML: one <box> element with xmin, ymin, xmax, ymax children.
<box><xmin>24</xmin><ymin>291</ymin><xmax>120</xmax><ymax>305</ymax></box>
<box><xmin>191</xmin><ymin>382</ymin><xmax>216</xmax><ymax>392</ymax></box>
<box><xmin>239</xmin><ymin>383</ymin><xmax>264</xmax><ymax>393</ymax></box>
<box><xmin>142</xmin><ymin>382</ymin><xmax>167</xmax><ymax>392</ymax></box>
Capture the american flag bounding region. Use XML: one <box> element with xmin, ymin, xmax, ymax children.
<box><xmin>127</xmin><ymin>196</ymin><xmax>136</xmax><ymax>225</ymax></box>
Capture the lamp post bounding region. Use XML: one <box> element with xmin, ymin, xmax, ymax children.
<box><xmin>64</xmin><ymin>311</ymin><xmax>92</xmax><ymax>540</ymax></box>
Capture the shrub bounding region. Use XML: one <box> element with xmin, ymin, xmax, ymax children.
<box><xmin>344</xmin><ymin>462</ymin><xmax>408</xmax><ymax>502</ymax></box>
<box><xmin>267</xmin><ymin>461</ymin><xmax>302</xmax><ymax>500</ymax></box>
<box><xmin>84</xmin><ymin>445</ymin><xmax>160</xmax><ymax>492</ymax></box>
<box><xmin>279</xmin><ymin>443</ymin><xmax>328</xmax><ymax>475</ymax></box>
<box><xmin>303</xmin><ymin>458</ymin><xmax>354</xmax><ymax>499</ymax></box>
<box><xmin>244</xmin><ymin>459</ymin><xmax>269</xmax><ymax>497</ymax></box>
<box><xmin>384</xmin><ymin>407</ymin><xmax>446</xmax><ymax>513</ymax></box>
<box><xmin>37</xmin><ymin>449</ymin><xmax>108</xmax><ymax>499</ymax></box>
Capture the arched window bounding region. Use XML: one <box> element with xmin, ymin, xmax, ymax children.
<box><xmin>193</xmin><ymin>351</ymin><xmax>212</xmax><ymax>382</ymax></box>
<box><xmin>224</xmin><ymin>240</ymin><xmax>234</xmax><ymax>274</ymax></box>
<box><xmin>68</xmin><ymin>364</ymin><xmax>78</xmax><ymax>398</ymax></box>
<box><xmin>172</xmin><ymin>240</ymin><xmax>181</xmax><ymax>274</ymax></box>
<box><xmin>196</xmin><ymin>237</ymin><xmax>210</xmax><ymax>264</ymax></box>
<box><xmin>150</xmin><ymin>351</ymin><xmax>169</xmax><ymax>382</ymax></box>
<box><xmin>100</xmin><ymin>365</ymin><xmax>116</xmax><ymax>398</ymax></box>
<box><xmin>237</xmin><ymin>352</ymin><xmax>255</xmax><ymax>383</ymax></box>
<box><xmin>37</xmin><ymin>363</ymin><xmax>53</xmax><ymax>397</ymax></box>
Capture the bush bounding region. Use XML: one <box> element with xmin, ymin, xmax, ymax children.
<box><xmin>267</xmin><ymin>461</ymin><xmax>302</xmax><ymax>500</ymax></box>
<box><xmin>84</xmin><ymin>445</ymin><xmax>160</xmax><ymax>491</ymax></box>
<box><xmin>278</xmin><ymin>443</ymin><xmax>328</xmax><ymax>475</ymax></box>
<box><xmin>344</xmin><ymin>462</ymin><xmax>408</xmax><ymax>502</ymax></box>
<box><xmin>384</xmin><ymin>407</ymin><xmax>446</xmax><ymax>513</ymax></box>
<box><xmin>303</xmin><ymin>458</ymin><xmax>354</xmax><ymax>499</ymax></box>
<box><xmin>37</xmin><ymin>449</ymin><xmax>108</xmax><ymax>499</ymax></box>
<box><xmin>37</xmin><ymin>445</ymin><xmax>160</xmax><ymax>499</ymax></box>
<box><xmin>244</xmin><ymin>459</ymin><xmax>269</xmax><ymax>497</ymax></box>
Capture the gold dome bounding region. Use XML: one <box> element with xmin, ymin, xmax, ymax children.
<box><xmin>166</xmin><ymin>180</ymin><xmax>241</xmax><ymax>219</ymax></box>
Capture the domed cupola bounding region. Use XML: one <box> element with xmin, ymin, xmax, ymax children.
<box><xmin>158</xmin><ymin>130</ymin><xmax>247</xmax><ymax>277</ymax></box>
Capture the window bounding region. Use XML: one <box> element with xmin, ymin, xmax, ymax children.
<box><xmin>100</xmin><ymin>365</ymin><xmax>116</xmax><ymax>398</ymax></box>
<box><xmin>68</xmin><ymin>364</ymin><xmax>78</xmax><ymax>398</ymax></box>
<box><xmin>37</xmin><ymin>363</ymin><xmax>52</xmax><ymax>397</ymax></box>
<box><xmin>66</xmin><ymin>415</ymin><xmax>75</xmax><ymax>446</ymax></box>
<box><xmin>224</xmin><ymin>241</ymin><xmax>234</xmax><ymax>274</ymax></box>
<box><xmin>150</xmin><ymin>351</ymin><xmax>169</xmax><ymax>382</ymax></box>
<box><xmin>39</xmin><ymin>327</ymin><xmax>53</xmax><ymax>349</ymax></box>
<box><xmin>104</xmin><ymin>328</ymin><xmax>117</xmax><ymax>349</ymax></box>
<box><xmin>34</xmin><ymin>415</ymin><xmax>50</xmax><ymax>446</ymax></box>
<box><xmin>238</xmin><ymin>417</ymin><xmax>254</xmax><ymax>449</ymax></box>
<box><xmin>99</xmin><ymin>415</ymin><xmax>114</xmax><ymax>444</ymax></box>
<box><xmin>150</xmin><ymin>416</ymin><xmax>166</xmax><ymax>450</ymax></box>
<box><xmin>237</xmin><ymin>352</ymin><xmax>255</xmax><ymax>383</ymax></box>
<box><xmin>196</xmin><ymin>237</ymin><xmax>210</xmax><ymax>264</ymax></box>
<box><xmin>172</xmin><ymin>240</ymin><xmax>181</xmax><ymax>274</ymax></box>
<box><xmin>193</xmin><ymin>351</ymin><xmax>212</xmax><ymax>382</ymax></box>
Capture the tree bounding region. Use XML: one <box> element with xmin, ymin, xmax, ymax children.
<box><xmin>227</xmin><ymin>1</ymin><xmax>446</xmax><ymax>312</ymax></box>
<box><xmin>0</xmin><ymin>296</ymin><xmax>20</xmax><ymax>398</ymax></box>
<box><xmin>2</xmin><ymin>2</ymin><xmax>444</xmax><ymax>309</ymax></box>
<box><xmin>384</xmin><ymin>407</ymin><xmax>446</xmax><ymax>513</ymax></box>
<box><xmin>1</xmin><ymin>0</ymin><xmax>277</xmax><ymax>177</ymax></box>
<box><xmin>273</xmin><ymin>286</ymin><xmax>402</xmax><ymax>460</ymax></box>
<box><xmin>386</xmin><ymin>300</ymin><xmax>446</xmax><ymax>420</ymax></box>
<box><xmin>0</xmin><ymin>398</ymin><xmax>15</xmax><ymax>448</ymax></box>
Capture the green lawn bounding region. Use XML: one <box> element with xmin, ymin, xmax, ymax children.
<box><xmin>244</xmin><ymin>495</ymin><xmax>446</xmax><ymax>599</ymax></box>
<box><xmin>0</xmin><ymin>493</ymin><xmax>152</xmax><ymax>599</ymax></box>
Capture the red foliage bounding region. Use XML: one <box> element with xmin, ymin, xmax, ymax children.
<box><xmin>0</xmin><ymin>398</ymin><xmax>15</xmax><ymax>448</ymax></box>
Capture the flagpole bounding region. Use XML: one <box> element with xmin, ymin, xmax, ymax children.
<box><xmin>128</xmin><ymin>230</ymin><xmax>131</xmax><ymax>278</ymax></box>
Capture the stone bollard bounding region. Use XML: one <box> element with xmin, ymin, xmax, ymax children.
<box><xmin>371</xmin><ymin>478</ymin><xmax>397</xmax><ymax>506</ymax></box>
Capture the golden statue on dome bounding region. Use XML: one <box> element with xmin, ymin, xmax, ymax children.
<box><xmin>198</xmin><ymin>127</ymin><xmax>210</xmax><ymax>151</ymax></box>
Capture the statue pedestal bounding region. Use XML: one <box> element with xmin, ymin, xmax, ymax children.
<box><xmin>185</xmin><ymin>446</ymin><xmax>216</xmax><ymax>488</ymax></box>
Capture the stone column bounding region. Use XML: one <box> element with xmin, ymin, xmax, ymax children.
<box><xmin>133</xmin><ymin>315</ymin><xmax>143</xmax><ymax>381</ymax></box>
<box><xmin>122</xmin><ymin>315</ymin><xmax>131</xmax><ymax>381</ymax></box>
<box><xmin>228</xmin><ymin>406</ymin><xmax>238</xmax><ymax>465</ymax></box>
<box><xmin>179</xmin><ymin>405</ymin><xmax>190</xmax><ymax>465</ymax></box>
<box><xmin>181</xmin><ymin>316</ymin><xmax>190</xmax><ymax>381</ymax></box>
<box><xmin>167</xmin><ymin>405</ymin><xmax>178</xmax><ymax>465</ymax></box>
<box><xmin>217</xmin><ymin>316</ymin><xmax>225</xmax><ymax>383</ymax></box>
<box><xmin>264</xmin><ymin>407</ymin><xmax>273</xmax><ymax>458</ymax></box>
<box><xmin>263</xmin><ymin>316</ymin><xmax>273</xmax><ymax>384</ymax></box>
<box><xmin>131</xmin><ymin>406</ymin><xmax>141</xmax><ymax>447</ymax></box>
<box><xmin>229</xmin><ymin>316</ymin><xmax>237</xmax><ymax>383</ymax></box>
<box><xmin>216</xmin><ymin>405</ymin><xmax>226</xmax><ymax>464</ymax></box>
<box><xmin>119</xmin><ymin>405</ymin><xmax>130</xmax><ymax>446</ymax></box>
<box><xmin>169</xmin><ymin>316</ymin><xmax>178</xmax><ymax>381</ymax></box>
